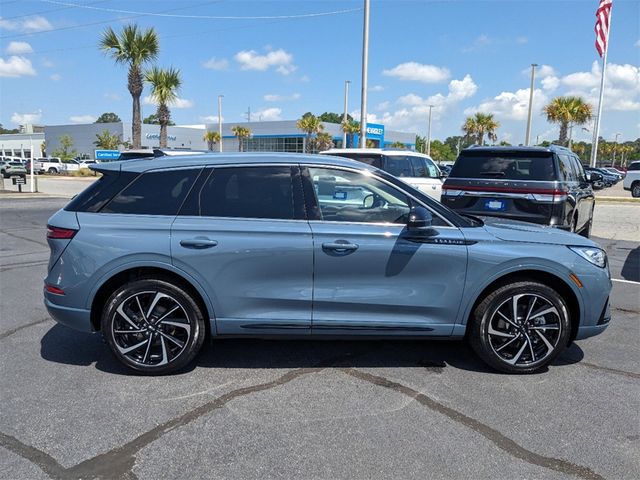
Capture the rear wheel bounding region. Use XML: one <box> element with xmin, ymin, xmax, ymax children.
<box><xmin>101</xmin><ymin>278</ymin><xmax>206</xmax><ymax>375</ymax></box>
<box><xmin>48</xmin><ymin>167</ymin><xmax>57</xmax><ymax>174</ymax></box>
<box><xmin>632</xmin><ymin>182</ymin><xmax>640</xmax><ymax>198</ymax></box>
<box><xmin>469</xmin><ymin>281</ymin><xmax>571</xmax><ymax>374</ymax></box>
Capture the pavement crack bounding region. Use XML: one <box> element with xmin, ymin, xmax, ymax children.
<box><xmin>340</xmin><ymin>368</ymin><xmax>604</xmax><ymax>480</ymax></box>
<box><xmin>577</xmin><ymin>361</ymin><xmax>640</xmax><ymax>379</ymax></box>
<box><xmin>0</xmin><ymin>431</ymin><xmax>66</xmax><ymax>480</ymax></box>
<box><xmin>0</xmin><ymin>318</ymin><xmax>51</xmax><ymax>340</ymax></box>
<box><xmin>0</xmin><ymin>230</ymin><xmax>48</xmax><ymax>247</ymax></box>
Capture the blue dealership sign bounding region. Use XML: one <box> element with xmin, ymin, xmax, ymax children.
<box><xmin>352</xmin><ymin>123</ymin><xmax>385</xmax><ymax>147</ymax></box>
<box><xmin>95</xmin><ymin>150</ymin><xmax>120</xmax><ymax>161</ymax></box>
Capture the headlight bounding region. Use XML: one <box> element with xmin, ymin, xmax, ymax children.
<box><xmin>569</xmin><ymin>246</ymin><xmax>607</xmax><ymax>268</ymax></box>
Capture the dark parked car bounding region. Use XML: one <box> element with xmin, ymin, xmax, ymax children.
<box><xmin>441</xmin><ymin>145</ymin><xmax>600</xmax><ymax>237</ymax></box>
<box><xmin>585</xmin><ymin>167</ymin><xmax>618</xmax><ymax>187</ymax></box>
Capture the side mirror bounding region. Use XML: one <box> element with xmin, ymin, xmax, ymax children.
<box><xmin>588</xmin><ymin>172</ymin><xmax>603</xmax><ymax>182</ymax></box>
<box><xmin>407</xmin><ymin>206</ymin><xmax>433</xmax><ymax>230</ymax></box>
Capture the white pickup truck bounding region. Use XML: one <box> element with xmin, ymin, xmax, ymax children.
<box><xmin>622</xmin><ymin>161</ymin><xmax>640</xmax><ymax>197</ymax></box>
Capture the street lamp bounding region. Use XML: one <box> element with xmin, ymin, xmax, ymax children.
<box><xmin>359</xmin><ymin>0</ymin><xmax>370</xmax><ymax>148</ymax></box>
<box><xmin>426</xmin><ymin>105</ymin><xmax>434</xmax><ymax>156</ymax></box>
<box><xmin>342</xmin><ymin>80</ymin><xmax>351</xmax><ymax>148</ymax></box>
<box><xmin>217</xmin><ymin>95</ymin><xmax>223</xmax><ymax>152</ymax></box>
<box><xmin>525</xmin><ymin>63</ymin><xmax>538</xmax><ymax>146</ymax></box>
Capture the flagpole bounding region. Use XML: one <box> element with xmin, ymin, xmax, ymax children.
<box><xmin>590</xmin><ymin>4</ymin><xmax>612</xmax><ymax>168</ymax></box>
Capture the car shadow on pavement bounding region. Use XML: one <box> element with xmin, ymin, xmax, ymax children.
<box><xmin>40</xmin><ymin>324</ymin><xmax>585</xmax><ymax>376</ymax></box>
<box><xmin>620</xmin><ymin>246</ymin><xmax>639</xmax><ymax>282</ymax></box>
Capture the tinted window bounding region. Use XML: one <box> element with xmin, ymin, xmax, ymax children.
<box><xmin>628</xmin><ymin>162</ymin><xmax>640</xmax><ymax>171</ymax></box>
<box><xmin>103</xmin><ymin>169</ymin><xmax>200</xmax><ymax>215</ymax></box>
<box><xmin>65</xmin><ymin>171</ymin><xmax>139</xmax><ymax>213</ymax></box>
<box><xmin>384</xmin><ymin>156</ymin><xmax>413</xmax><ymax>177</ymax></box>
<box><xmin>450</xmin><ymin>152</ymin><xmax>556</xmax><ymax>181</ymax></box>
<box><xmin>409</xmin><ymin>157</ymin><xmax>429</xmax><ymax>178</ymax></box>
<box><xmin>189</xmin><ymin>166</ymin><xmax>295</xmax><ymax>220</ymax></box>
<box><xmin>570</xmin><ymin>156</ymin><xmax>586</xmax><ymax>182</ymax></box>
<box><xmin>307</xmin><ymin>167</ymin><xmax>412</xmax><ymax>224</ymax></box>
<box><xmin>558</xmin><ymin>154</ymin><xmax>576</xmax><ymax>182</ymax></box>
<box><xmin>323</xmin><ymin>152</ymin><xmax>383</xmax><ymax>169</ymax></box>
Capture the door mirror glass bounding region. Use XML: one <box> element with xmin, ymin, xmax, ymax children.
<box><xmin>407</xmin><ymin>206</ymin><xmax>433</xmax><ymax>229</ymax></box>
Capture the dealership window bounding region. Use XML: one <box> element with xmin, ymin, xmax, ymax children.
<box><xmin>244</xmin><ymin>136</ymin><xmax>304</xmax><ymax>153</ymax></box>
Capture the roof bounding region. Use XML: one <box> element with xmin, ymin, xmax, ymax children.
<box><xmin>321</xmin><ymin>148</ymin><xmax>433</xmax><ymax>159</ymax></box>
<box><xmin>461</xmin><ymin>144</ymin><xmax>571</xmax><ymax>154</ymax></box>
<box><xmin>92</xmin><ymin>152</ymin><xmax>377</xmax><ymax>174</ymax></box>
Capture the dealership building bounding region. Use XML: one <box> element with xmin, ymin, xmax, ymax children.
<box><xmin>2</xmin><ymin>120</ymin><xmax>416</xmax><ymax>160</ymax></box>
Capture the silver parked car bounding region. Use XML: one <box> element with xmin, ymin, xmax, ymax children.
<box><xmin>44</xmin><ymin>153</ymin><xmax>612</xmax><ymax>375</ymax></box>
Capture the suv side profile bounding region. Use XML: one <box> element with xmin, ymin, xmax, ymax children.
<box><xmin>442</xmin><ymin>145</ymin><xmax>598</xmax><ymax>236</ymax></box>
<box><xmin>320</xmin><ymin>148</ymin><xmax>443</xmax><ymax>201</ymax></box>
<box><xmin>622</xmin><ymin>161</ymin><xmax>640</xmax><ymax>197</ymax></box>
<box><xmin>45</xmin><ymin>153</ymin><xmax>611</xmax><ymax>375</ymax></box>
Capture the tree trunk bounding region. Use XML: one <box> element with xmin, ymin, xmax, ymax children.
<box><xmin>478</xmin><ymin>132</ymin><xmax>484</xmax><ymax>146</ymax></box>
<box><xmin>238</xmin><ymin>137</ymin><xmax>242</xmax><ymax>152</ymax></box>
<box><xmin>559</xmin><ymin>122</ymin><xmax>568</xmax><ymax>146</ymax></box>
<box><xmin>157</xmin><ymin>104</ymin><xmax>170</xmax><ymax>148</ymax></box>
<box><xmin>128</xmin><ymin>65</ymin><xmax>143</xmax><ymax>149</ymax></box>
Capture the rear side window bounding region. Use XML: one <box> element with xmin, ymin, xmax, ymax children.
<box><xmin>557</xmin><ymin>154</ymin><xmax>577</xmax><ymax>182</ymax></box>
<box><xmin>65</xmin><ymin>171</ymin><xmax>138</xmax><ymax>212</ymax></box>
<box><xmin>183</xmin><ymin>166</ymin><xmax>296</xmax><ymax>220</ymax></box>
<box><xmin>450</xmin><ymin>152</ymin><xmax>556</xmax><ymax>181</ymax></box>
<box><xmin>102</xmin><ymin>169</ymin><xmax>200</xmax><ymax>215</ymax></box>
<box><xmin>384</xmin><ymin>156</ymin><xmax>413</xmax><ymax>177</ymax></box>
<box><xmin>628</xmin><ymin>162</ymin><xmax>640</xmax><ymax>171</ymax></box>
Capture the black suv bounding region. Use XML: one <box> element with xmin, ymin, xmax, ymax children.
<box><xmin>441</xmin><ymin>145</ymin><xmax>599</xmax><ymax>237</ymax></box>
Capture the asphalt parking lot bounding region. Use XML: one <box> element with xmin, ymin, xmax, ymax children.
<box><xmin>0</xmin><ymin>197</ymin><xmax>638</xmax><ymax>480</ymax></box>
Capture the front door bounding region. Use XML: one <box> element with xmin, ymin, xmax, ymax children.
<box><xmin>171</xmin><ymin>165</ymin><xmax>313</xmax><ymax>335</ymax></box>
<box><xmin>302</xmin><ymin>166</ymin><xmax>468</xmax><ymax>336</ymax></box>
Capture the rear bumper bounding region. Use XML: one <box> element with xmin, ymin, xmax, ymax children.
<box><xmin>44</xmin><ymin>297</ymin><xmax>94</xmax><ymax>332</ymax></box>
<box><xmin>575</xmin><ymin>323</ymin><xmax>609</xmax><ymax>340</ymax></box>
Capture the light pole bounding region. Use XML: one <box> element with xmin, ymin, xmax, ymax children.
<box><xmin>426</xmin><ymin>105</ymin><xmax>434</xmax><ymax>156</ymax></box>
<box><xmin>525</xmin><ymin>63</ymin><xmax>538</xmax><ymax>146</ymax></box>
<box><xmin>612</xmin><ymin>132</ymin><xmax>621</xmax><ymax>166</ymax></box>
<box><xmin>217</xmin><ymin>95</ymin><xmax>223</xmax><ymax>152</ymax></box>
<box><xmin>359</xmin><ymin>0</ymin><xmax>370</xmax><ymax>148</ymax></box>
<box><xmin>29</xmin><ymin>136</ymin><xmax>35</xmax><ymax>192</ymax></box>
<box><xmin>342</xmin><ymin>80</ymin><xmax>351</xmax><ymax>148</ymax></box>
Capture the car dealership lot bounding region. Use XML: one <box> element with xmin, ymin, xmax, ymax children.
<box><xmin>0</xmin><ymin>197</ymin><xmax>638</xmax><ymax>479</ymax></box>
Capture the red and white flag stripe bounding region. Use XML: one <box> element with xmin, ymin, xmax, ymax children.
<box><xmin>595</xmin><ymin>0</ymin><xmax>613</xmax><ymax>57</ymax></box>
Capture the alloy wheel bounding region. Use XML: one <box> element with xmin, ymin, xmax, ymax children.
<box><xmin>110</xmin><ymin>290</ymin><xmax>192</xmax><ymax>367</ymax></box>
<box><xmin>487</xmin><ymin>293</ymin><xmax>562</xmax><ymax>367</ymax></box>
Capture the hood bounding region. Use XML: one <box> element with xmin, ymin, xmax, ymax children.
<box><xmin>481</xmin><ymin>216</ymin><xmax>596</xmax><ymax>247</ymax></box>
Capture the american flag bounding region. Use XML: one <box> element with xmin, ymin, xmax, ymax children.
<box><xmin>595</xmin><ymin>0</ymin><xmax>613</xmax><ymax>57</ymax></box>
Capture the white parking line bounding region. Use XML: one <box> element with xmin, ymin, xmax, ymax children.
<box><xmin>612</xmin><ymin>278</ymin><xmax>640</xmax><ymax>285</ymax></box>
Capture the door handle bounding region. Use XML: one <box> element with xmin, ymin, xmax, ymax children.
<box><xmin>179</xmin><ymin>238</ymin><xmax>218</xmax><ymax>249</ymax></box>
<box><xmin>322</xmin><ymin>241</ymin><xmax>359</xmax><ymax>252</ymax></box>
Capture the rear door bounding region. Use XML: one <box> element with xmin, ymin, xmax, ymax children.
<box><xmin>171</xmin><ymin>165</ymin><xmax>314</xmax><ymax>335</ymax></box>
<box><xmin>406</xmin><ymin>155</ymin><xmax>442</xmax><ymax>201</ymax></box>
<box><xmin>303</xmin><ymin>165</ymin><xmax>467</xmax><ymax>336</ymax></box>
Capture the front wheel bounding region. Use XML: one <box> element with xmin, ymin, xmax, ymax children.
<box><xmin>632</xmin><ymin>183</ymin><xmax>640</xmax><ymax>198</ymax></box>
<box><xmin>468</xmin><ymin>281</ymin><xmax>571</xmax><ymax>374</ymax></box>
<box><xmin>101</xmin><ymin>278</ymin><xmax>206</xmax><ymax>375</ymax></box>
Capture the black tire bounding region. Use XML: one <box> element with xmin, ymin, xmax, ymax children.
<box><xmin>48</xmin><ymin>167</ymin><xmax>57</xmax><ymax>174</ymax></box>
<box><xmin>101</xmin><ymin>278</ymin><xmax>206</xmax><ymax>375</ymax></box>
<box><xmin>632</xmin><ymin>182</ymin><xmax>640</xmax><ymax>198</ymax></box>
<box><xmin>468</xmin><ymin>281</ymin><xmax>571</xmax><ymax>374</ymax></box>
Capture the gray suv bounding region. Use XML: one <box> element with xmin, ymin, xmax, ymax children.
<box><xmin>44</xmin><ymin>153</ymin><xmax>612</xmax><ymax>375</ymax></box>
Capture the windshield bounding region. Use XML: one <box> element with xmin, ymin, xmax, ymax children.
<box><xmin>450</xmin><ymin>151</ymin><xmax>556</xmax><ymax>181</ymax></box>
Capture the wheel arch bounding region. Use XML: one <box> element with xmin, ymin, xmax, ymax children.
<box><xmin>463</xmin><ymin>269</ymin><xmax>582</xmax><ymax>343</ymax></box>
<box><xmin>89</xmin><ymin>264</ymin><xmax>215</xmax><ymax>336</ymax></box>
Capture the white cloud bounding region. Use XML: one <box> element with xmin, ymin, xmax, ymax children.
<box><xmin>5</xmin><ymin>41</ymin><xmax>33</xmax><ymax>55</ymax></box>
<box><xmin>253</xmin><ymin>107</ymin><xmax>282</xmax><ymax>121</ymax></box>
<box><xmin>143</xmin><ymin>96</ymin><xmax>194</xmax><ymax>109</ymax></box>
<box><xmin>376</xmin><ymin>101</ymin><xmax>390</xmax><ymax>110</ymax></box>
<box><xmin>264</xmin><ymin>93</ymin><xmax>300</xmax><ymax>102</ymax></box>
<box><xmin>462</xmin><ymin>34</ymin><xmax>491</xmax><ymax>52</ymax></box>
<box><xmin>382</xmin><ymin>62</ymin><xmax>450</xmax><ymax>84</ymax></box>
<box><xmin>234</xmin><ymin>48</ymin><xmax>296</xmax><ymax>75</ymax></box>
<box><xmin>0</xmin><ymin>15</ymin><xmax>52</xmax><ymax>33</ymax></box>
<box><xmin>635</xmin><ymin>39</ymin><xmax>640</xmax><ymax>48</ymax></box>
<box><xmin>200</xmin><ymin>115</ymin><xmax>224</xmax><ymax>123</ymax></box>
<box><xmin>104</xmin><ymin>92</ymin><xmax>121</xmax><ymax>101</ymax></box>
<box><xmin>299</xmin><ymin>75</ymin><xmax>310</xmax><ymax>83</ymax></box>
<box><xmin>541</xmin><ymin>76</ymin><xmax>560</xmax><ymax>91</ymax></box>
<box><xmin>50</xmin><ymin>73</ymin><xmax>61</xmax><ymax>81</ymax></box>
<box><xmin>202</xmin><ymin>57</ymin><xmax>229</xmax><ymax>71</ymax></box>
<box><xmin>537</xmin><ymin>65</ymin><xmax>556</xmax><ymax>78</ymax></box>
<box><xmin>370</xmin><ymin>85</ymin><xmax>384</xmax><ymax>92</ymax></box>
<box><xmin>465</xmin><ymin>87</ymin><xmax>549</xmax><ymax>121</ymax></box>
<box><xmin>69</xmin><ymin>115</ymin><xmax>97</xmax><ymax>123</ymax></box>
<box><xmin>0</xmin><ymin>56</ymin><xmax>36</xmax><ymax>77</ymax></box>
<box><xmin>11</xmin><ymin>111</ymin><xmax>42</xmax><ymax>125</ymax></box>
<box><xmin>42</xmin><ymin>59</ymin><xmax>54</xmax><ymax>68</ymax></box>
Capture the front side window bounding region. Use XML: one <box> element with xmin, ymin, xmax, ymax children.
<box><xmin>103</xmin><ymin>168</ymin><xmax>200</xmax><ymax>215</ymax></box>
<box><xmin>190</xmin><ymin>166</ymin><xmax>296</xmax><ymax>220</ymax></box>
<box><xmin>384</xmin><ymin>156</ymin><xmax>413</xmax><ymax>177</ymax></box>
<box><xmin>306</xmin><ymin>167</ymin><xmax>412</xmax><ymax>224</ymax></box>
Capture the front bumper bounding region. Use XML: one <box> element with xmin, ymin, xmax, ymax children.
<box><xmin>44</xmin><ymin>297</ymin><xmax>94</xmax><ymax>332</ymax></box>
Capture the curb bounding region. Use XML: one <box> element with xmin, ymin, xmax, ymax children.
<box><xmin>595</xmin><ymin>197</ymin><xmax>640</xmax><ymax>204</ymax></box>
<box><xmin>0</xmin><ymin>192</ymin><xmax>70</xmax><ymax>199</ymax></box>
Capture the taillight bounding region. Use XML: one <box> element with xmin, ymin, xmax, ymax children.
<box><xmin>44</xmin><ymin>284</ymin><xmax>65</xmax><ymax>295</ymax></box>
<box><xmin>46</xmin><ymin>225</ymin><xmax>77</xmax><ymax>239</ymax></box>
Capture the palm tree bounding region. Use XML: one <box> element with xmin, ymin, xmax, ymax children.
<box><xmin>315</xmin><ymin>132</ymin><xmax>334</xmax><ymax>152</ymax></box>
<box><xmin>462</xmin><ymin>113</ymin><xmax>500</xmax><ymax>146</ymax></box>
<box><xmin>341</xmin><ymin>120</ymin><xmax>360</xmax><ymax>148</ymax></box>
<box><xmin>144</xmin><ymin>66</ymin><xmax>181</xmax><ymax>148</ymax></box>
<box><xmin>231</xmin><ymin>126</ymin><xmax>251</xmax><ymax>152</ymax></box>
<box><xmin>543</xmin><ymin>96</ymin><xmax>592</xmax><ymax>147</ymax></box>
<box><xmin>203</xmin><ymin>130</ymin><xmax>221</xmax><ymax>151</ymax></box>
<box><xmin>296</xmin><ymin>113</ymin><xmax>324</xmax><ymax>153</ymax></box>
<box><xmin>100</xmin><ymin>24</ymin><xmax>159</xmax><ymax>149</ymax></box>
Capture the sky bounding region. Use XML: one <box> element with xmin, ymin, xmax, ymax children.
<box><xmin>1</xmin><ymin>0</ymin><xmax>639</xmax><ymax>145</ymax></box>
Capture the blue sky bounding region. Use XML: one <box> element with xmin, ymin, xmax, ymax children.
<box><xmin>1</xmin><ymin>0</ymin><xmax>639</xmax><ymax>145</ymax></box>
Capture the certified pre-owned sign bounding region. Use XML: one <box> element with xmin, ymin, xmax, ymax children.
<box><xmin>146</xmin><ymin>133</ymin><xmax>177</xmax><ymax>141</ymax></box>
